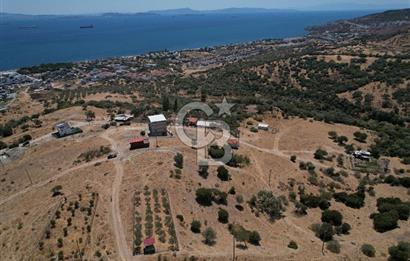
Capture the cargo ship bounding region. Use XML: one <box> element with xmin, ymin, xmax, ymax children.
<box><xmin>80</xmin><ymin>25</ymin><xmax>94</xmax><ymax>29</ymax></box>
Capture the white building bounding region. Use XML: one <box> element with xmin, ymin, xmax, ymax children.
<box><xmin>257</xmin><ymin>123</ymin><xmax>269</xmax><ymax>131</ymax></box>
<box><xmin>148</xmin><ymin>114</ymin><xmax>167</xmax><ymax>136</ymax></box>
<box><xmin>114</xmin><ymin>114</ymin><xmax>134</xmax><ymax>122</ymax></box>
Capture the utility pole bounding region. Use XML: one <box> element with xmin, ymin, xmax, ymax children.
<box><xmin>232</xmin><ymin>231</ymin><xmax>236</xmax><ymax>261</ymax></box>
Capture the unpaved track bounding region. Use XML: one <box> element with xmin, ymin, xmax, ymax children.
<box><xmin>101</xmin><ymin>132</ymin><xmax>132</xmax><ymax>261</ymax></box>
<box><xmin>0</xmin><ymin>157</ymin><xmax>107</xmax><ymax>206</ymax></box>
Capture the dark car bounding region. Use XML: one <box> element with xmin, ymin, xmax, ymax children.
<box><xmin>107</xmin><ymin>153</ymin><xmax>117</xmax><ymax>159</ymax></box>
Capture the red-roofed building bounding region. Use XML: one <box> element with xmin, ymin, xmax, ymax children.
<box><xmin>143</xmin><ymin>237</ymin><xmax>156</xmax><ymax>255</ymax></box>
<box><xmin>143</xmin><ymin>237</ymin><xmax>155</xmax><ymax>247</ymax></box>
<box><xmin>228</xmin><ymin>139</ymin><xmax>240</xmax><ymax>149</ymax></box>
<box><xmin>129</xmin><ymin>137</ymin><xmax>149</xmax><ymax>150</ymax></box>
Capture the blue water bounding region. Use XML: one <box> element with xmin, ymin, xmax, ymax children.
<box><xmin>0</xmin><ymin>11</ymin><xmax>373</xmax><ymax>70</ymax></box>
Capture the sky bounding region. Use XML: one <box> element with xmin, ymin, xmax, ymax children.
<box><xmin>1</xmin><ymin>0</ymin><xmax>409</xmax><ymax>15</ymax></box>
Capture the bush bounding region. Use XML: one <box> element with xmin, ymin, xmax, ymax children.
<box><xmin>290</xmin><ymin>155</ymin><xmax>297</xmax><ymax>162</ymax></box>
<box><xmin>217</xmin><ymin>208</ymin><xmax>229</xmax><ymax>224</ymax></box>
<box><xmin>249</xmin><ymin>191</ymin><xmax>285</xmax><ymax>220</ymax></box>
<box><xmin>202</xmin><ymin>227</ymin><xmax>216</xmax><ymax>246</ymax></box>
<box><xmin>388</xmin><ymin>241</ymin><xmax>410</xmax><ymax>261</ymax></box>
<box><xmin>373</xmin><ymin>211</ymin><xmax>399</xmax><ymax>232</ymax></box>
<box><xmin>195</xmin><ymin>188</ymin><xmax>213</xmax><ymax>206</ymax></box>
<box><xmin>191</xmin><ymin>220</ymin><xmax>201</xmax><ymax>233</ymax></box>
<box><xmin>248</xmin><ymin>231</ymin><xmax>261</xmax><ymax>245</ymax></box>
<box><xmin>333</xmin><ymin>190</ymin><xmax>365</xmax><ymax>209</ymax></box>
<box><xmin>321</xmin><ymin>210</ymin><xmax>343</xmax><ymax>226</ymax></box>
<box><xmin>288</xmin><ymin>240</ymin><xmax>298</xmax><ymax>249</ymax></box>
<box><xmin>314</xmin><ymin>149</ymin><xmax>329</xmax><ymax>160</ymax></box>
<box><xmin>217</xmin><ymin>166</ymin><xmax>230</xmax><ymax>181</ymax></box>
<box><xmin>174</xmin><ymin>153</ymin><xmax>183</xmax><ymax>169</ymax></box>
<box><xmin>335</xmin><ymin>223</ymin><xmax>351</xmax><ymax>235</ymax></box>
<box><xmin>361</xmin><ymin>244</ymin><xmax>376</xmax><ymax>257</ymax></box>
<box><xmin>354</xmin><ymin>131</ymin><xmax>368</xmax><ymax>143</ymax></box>
<box><xmin>209</xmin><ymin>145</ymin><xmax>225</xmax><ymax>159</ymax></box>
<box><xmin>315</xmin><ymin>223</ymin><xmax>334</xmax><ymax>242</ymax></box>
<box><xmin>326</xmin><ymin>240</ymin><xmax>341</xmax><ymax>254</ymax></box>
<box><xmin>195</xmin><ymin>188</ymin><xmax>227</xmax><ymax>206</ymax></box>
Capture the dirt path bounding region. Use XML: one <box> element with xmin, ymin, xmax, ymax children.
<box><xmin>0</xmin><ymin>157</ymin><xmax>107</xmax><ymax>206</ymax></box>
<box><xmin>100</xmin><ymin>132</ymin><xmax>132</xmax><ymax>261</ymax></box>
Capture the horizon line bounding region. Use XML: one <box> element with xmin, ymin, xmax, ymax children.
<box><xmin>1</xmin><ymin>6</ymin><xmax>408</xmax><ymax>16</ymax></box>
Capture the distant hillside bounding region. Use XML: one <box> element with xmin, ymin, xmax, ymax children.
<box><xmin>307</xmin><ymin>8</ymin><xmax>410</xmax><ymax>40</ymax></box>
<box><xmin>148</xmin><ymin>7</ymin><xmax>296</xmax><ymax>15</ymax></box>
<box><xmin>351</xmin><ymin>8</ymin><xmax>410</xmax><ymax>24</ymax></box>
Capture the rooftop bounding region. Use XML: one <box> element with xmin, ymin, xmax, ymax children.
<box><xmin>148</xmin><ymin>114</ymin><xmax>166</xmax><ymax>123</ymax></box>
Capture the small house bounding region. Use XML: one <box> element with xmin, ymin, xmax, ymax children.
<box><xmin>148</xmin><ymin>114</ymin><xmax>167</xmax><ymax>136</ymax></box>
<box><xmin>257</xmin><ymin>123</ymin><xmax>269</xmax><ymax>131</ymax></box>
<box><xmin>114</xmin><ymin>114</ymin><xmax>134</xmax><ymax>122</ymax></box>
<box><xmin>129</xmin><ymin>137</ymin><xmax>150</xmax><ymax>150</ymax></box>
<box><xmin>56</xmin><ymin>122</ymin><xmax>72</xmax><ymax>137</ymax></box>
<box><xmin>353</xmin><ymin>150</ymin><xmax>371</xmax><ymax>161</ymax></box>
<box><xmin>143</xmin><ymin>237</ymin><xmax>156</xmax><ymax>255</ymax></box>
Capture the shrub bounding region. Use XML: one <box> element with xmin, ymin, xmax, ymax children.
<box><xmin>321</xmin><ymin>210</ymin><xmax>343</xmax><ymax>226</ymax></box>
<box><xmin>333</xmin><ymin>191</ymin><xmax>365</xmax><ymax>209</ymax></box>
<box><xmin>174</xmin><ymin>153</ymin><xmax>183</xmax><ymax>169</ymax></box>
<box><xmin>354</xmin><ymin>131</ymin><xmax>368</xmax><ymax>143</ymax></box>
<box><xmin>202</xmin><ymin>227</ymin><xmax>216</xmax><ymax>246</ymax></box>
<box><xmin>315</xmin><ymin>223</ymin><xmax>334</xmax><ymax>242</ymax></box>
<box><xmin>361</xmin><ymin>244</ymin><xmax>376</xmax><ymax>257</ymax></box>
<box><xmin>249</xmin><ymin>191</ymin><xmax>285</xmax><ymax>220</ymax></box>
<box><xmin>217</xmin><ymin>208</ymin><xmax>229</xmax><ymax>224</ymax></box>
<box><xmin>288</xmin><ymin>240</ymin><xmax>298</xmax><ymax>249</ymax></box>
<box><xmin>373</xmin><ymin>211</ymin><xmax>399</xmax><ymax>233</ymax></box>
<box><xmin>335</xmin><ymin>223</ymin><xmax>351</xmax><ymax>235</ymax></box>
<box><xmin>290</xmin><ymin>155</ymin><xmax>297</xmax><ymax>162</ymax></box>
<box><xmin>191</xmin><ymin>220</ymin><xmax>201</xmax><ymax>233</ymax></box>
<box><xmin>217</xmin><ymin>166</ymin><xmax>230</xmax><ymax>181</ymax></box>
<box><xmin>388</xmin><ymin>241</ymin><xmax>410</xmax><ymax>261</ymax></box>
<box><xmin>209</xmin><ymin>145</ymin><xmax>225</xmax><ymax>159</ymax></box>
<box><xmin>248</xmin><ymin>231</ymin><xmax>261</xmax><ymax>245</ymax></box>
<box><xmin>314</xmin><ymin>149</ymin><xmax>329</xmax><ymax>160</ymax></box>
<box><xmin>195</xmin><ymin>188</ymin><xmax>213</xmax><ymax>206</ymax></box>
<box><xmin>326</xmin><ymin>240</ymin><xmax>341</xmax><ymax>253</ymax></box>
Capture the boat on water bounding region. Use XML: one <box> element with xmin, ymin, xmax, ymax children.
<box><xmin>80</xmin><ymin>25</ymin><xmax>94</xmax><ymax>29</ymax></box>
<box><xmin>18</xmin><ymin>25</ymin><xmax>37</xmax><ymax>29</ymax></box>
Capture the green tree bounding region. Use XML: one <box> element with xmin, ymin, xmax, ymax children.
<box><xmin>174</xmin><ymin>153</ymin><xmax>183</xmax><ymax>169</ymax></box>
<box><xmin>316</xmin><ymin>223</ymin><xmax>334</xmax><ymax>254</ymax></box>
<box><xmin>248</xmin><ymin>231</ymin><xmax>261</xmax><ymax>245</ymax></box>
<box><xmin>321</xmin><ymin>210</ymin><xmax>343</xmax><ymax>226</ymax></box>
<box><xmin>217</xmin><ymin>166</ymin><xmax>230</xmax><ymax>181</ymax></box>
<box><xmin>202</xmin><ymin>227</ymin><xmax>216</xmax><ymax>245</ymax></box>
<box><xmin>361</xmin><ymin>244</ymin><xmax>376</xmax><ymax>257</ymax></box>
<box><xmin>85</xmin><ymin>110</ymin><xmax>95</xmax><ymax>121</ymax></box>
<box><xmin>190</xmin><ymin>220</ymin><xmax>201</xmax><ymax>233</ymax></box>
<box><xmin>388</xmin><ymin>241</ymin><xmax>410</xmax><ymax>261</ymax></box>
<box><xmin>217</xmin><ymin>208</ymin><xmax>229</xmax><ymax>224</ymax></box>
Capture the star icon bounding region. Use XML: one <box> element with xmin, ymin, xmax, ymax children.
<box><xmin>216</xmin><ymin>97</ymin><xmax>234</xmax><ymax>116</ymax></box>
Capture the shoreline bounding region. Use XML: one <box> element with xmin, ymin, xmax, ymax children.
<box><xmin>1</xmin><ymin>36</ymin><xmax>306</xmax><ymax>72</ymax></box>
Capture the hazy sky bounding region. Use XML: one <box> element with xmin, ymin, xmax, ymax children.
<box><xmin>2</xmin><ymin>0</ymin><xmax>409</xmax><ymax>15</ymax></box>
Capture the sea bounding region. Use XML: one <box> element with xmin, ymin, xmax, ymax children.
<box><xmin>0</xmin><ymin>11</ymin><xmax>374</xmax><ymax>70</ymax></box>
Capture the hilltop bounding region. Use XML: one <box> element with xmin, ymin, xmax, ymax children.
<box><xmin>1</xmin><ymin>8</ymin><xmax>410</xmax><ymax>261</ymax></box>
